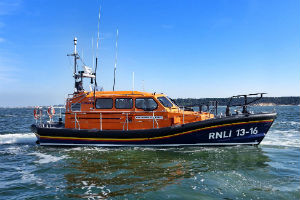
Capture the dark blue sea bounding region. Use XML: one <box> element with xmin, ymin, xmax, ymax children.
<box><xmin>0</xmin><ymin>106</ymin><xmax>299</xmax><ymax>199</ymax></box>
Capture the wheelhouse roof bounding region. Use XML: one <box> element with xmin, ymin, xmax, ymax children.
<box><xmin>75</xmin><ymin>91</ymin><xmax>166</xmax><ymax>98</ymax></box>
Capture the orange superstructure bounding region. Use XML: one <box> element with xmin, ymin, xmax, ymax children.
<box><xmin>65</xmin><ymin>91</ymin><xmax>214</xmax><ymax>130</ymax></box>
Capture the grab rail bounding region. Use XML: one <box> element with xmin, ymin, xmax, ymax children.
<box><xmin>100</xmin><ymin>113</ymin><xmax>102</xmax><ymax>131</ymax></box>
<box><xmin>122</xmin><ymin>113</ymin><xmax>129</xmax><ymax>131</ymax></box>
<box><xmin>152</xmin><ymin>111</ymin><xmax>159</xmax><ymax>128</ymax></box>
<box><xmin>74</xmin><ymin>113</ymin><xmax>80</xmax><ymax>130</ymax></box>
<box><xmin>66</xmin><ymin>93</ymin><xmax>88</xmax><ymax>112</ymax></box>
<box><xmin>36</xmin><ymin>107</ymin><xmax>192</xmax><ymax>130</ymax></box>
<box><xmin>182</xmin><ymin>107</ymin><xmax>184</xmax><ymax>124</ymax></box>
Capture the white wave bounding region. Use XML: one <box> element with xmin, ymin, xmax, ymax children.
<box><xmin>290</xmin><ymin>121</ymin><xmax>300</xmax><ymax>125</ymax></box>
<box><xmin>5</xmin><ymin>146</ymin><xmax>23</xmax><ymax>155</ymax></box>
<box><xmin>262</xmin><ymin>129</ymin><xmax>300</xmax><ymax>148</ymax></box>
<box><xmin>268</xmin><ymin>129</ymin><xmax>299</xmax><ymax>135</ymax></box>
<box><xmin>0</xmin><ymin>133</ymin><xmax>37</xmax><ymax>144</ymax></box>
<box><xmin>62</xmin><ymin>147</ymin><xmax>112</xmax><ymax>152</ymax></box>
<box><xmin>29</xmin><ymin>152</ymin><xmax>67</xmax><ymax>164</ymax></box>
<box><xmin>274</xmin><ymin>121</ymin><xmax>300</xmax><ymax>126</ymax></box>
<box><xmin>261</xmin><ymin>139</ymin><xmax>300</xmax><ymax>148</ymax></box>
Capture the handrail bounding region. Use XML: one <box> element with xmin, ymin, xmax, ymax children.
<box><xmin>74</xmin><ymin>113</ymin><xmax>80</xmax><ymax>130</ymax></box>
<box><xmin>65</xmin><ymin>110</ymin><xmax>168</xmax><ymax>114</ymax></box>
<box><xmin>69</xmin><ymin>111</ymin><xmax>163</xmax><ymax>130</ymax></box>
<box><xmin>100</xmin><ymin>113</ymin><xmax>102</xmax><ymax>131</ymax></box>
<box><xmin>152</xmin><ymin>111</ymin><xmax>159</xmax><ymax>128</ymax></box>
<box><xmin>126</xmin><ymin>113</ymin><xmax>129</xmax><ymax>130</ymax></box>
<box><xmin>226</xmin><ymin>93</ymin><xmax>266</xmax><ymax>116</ymax></box>
<box><xmin>122</xmin><ymin>113</ymin><xmax>129</xmax><ymax>131</ymax></box>
<box><xmin>227</xmin><ymin>93</ymin><xmax>266</xmax><ymax>107</ymax></box>
<box><xmin>67</xmin><ymin>92</ymin><xmax>88</xmax><ymax>99</ymax></box>
<box><xmin>182</xmin><ymin>107</ymin><xmax>185</xmax><ymax>124</ymax></box>
<box><xmin>196</xmin><ymin>101</ymin><xmax>218</xmax><ymax>118</ymax></box>
<box><xmin>66</xmin><ymin>93</ymin><xmax>88</xmax><ymax>112</ymax></box>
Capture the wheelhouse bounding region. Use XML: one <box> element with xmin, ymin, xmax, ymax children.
<box><xmin>65</xmin><ymin>91</ymin><xmax>213</xmax><ymax>130</ymax></box>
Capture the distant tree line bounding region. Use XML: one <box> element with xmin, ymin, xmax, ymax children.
<box><xmin>173</xmin><ymin>96</ymin><xmax>300</xmax><ymax>107</ymax></box>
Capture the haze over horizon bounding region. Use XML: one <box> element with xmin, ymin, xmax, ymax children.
<box><xmin>0</xmin><ymin>0</ymin><xmax>299</xmax><ymax>107</ymax></box>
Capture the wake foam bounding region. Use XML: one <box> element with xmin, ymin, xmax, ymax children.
<box><xmin>0</xmin><ymin>133</ymin><xmax>37</xmax><ymax>144</ymax></box>
<box><xmin>29</xmin><ymin>152</ymin><xmax>67</xmax><ymax>164</ymax></box>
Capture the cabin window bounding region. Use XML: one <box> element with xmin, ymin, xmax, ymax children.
<box><xmin>116</xmin><ymin>98</ymin><xmax>133</xmax><ymax>109</ymax></box>
<box><xmin>96</xmin><ymin>98</ymin><xmax>113</xmax><ymax>109</ymax></box>
<box><xmin>158</xmin><ymin>96</ymin><xmax>173</xmax><ymax>108</ymax></box>
<box><xmin>135</xmin><ymin>98</ymin><xmax>158</xmax><ymax>111</ymax></box>
<box><xmin>71</xmin><ymin>103</ymin><xmax>81</xmax><ymax>111</ymax></box>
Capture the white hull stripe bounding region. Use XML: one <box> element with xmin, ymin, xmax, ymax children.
<box><xmin>39</xmin><ymin>142</ymin><xmax>259</xmax><ymax>147</ymax></box>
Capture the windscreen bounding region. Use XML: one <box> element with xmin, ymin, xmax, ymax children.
<box><xmin>158</xmin><ymin>96</ymin><xmax>173</xmax><ymax>108</ymax></box>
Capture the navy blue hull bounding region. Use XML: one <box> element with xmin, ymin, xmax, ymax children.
<box><xmin>32</xmin><ymin>113</ymin><xmax>276</xmax><ymax>147</ymax></box>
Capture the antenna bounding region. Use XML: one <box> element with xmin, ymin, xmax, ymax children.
<box><xmin>132</xmin><ymin>72</ymin><xmax>135</xmax><ymax>93</ymax></box>
<box><xmin>92</xmin><ymin>37</ymin><xmax>94</xmax><ymax>70</ymax></box>
<box><xmin>113</xmin><ymin>28</ymin><xmax>119</xmax><ymax>91</ymax></box>
<box><xmin>94</xmin><ymin>57</ymin><xmax>98</xmax><ymax>109</ymax></box>
<box><xmin>94</xmin><ymin>58</ymin><xmax>98</xmax><ymax>87</ymax></box>
<box><xmin>94</xmin><ymin>5</ymin><xmax>101</xmax><ymax>93</ymax></box>
<box><xmin>97</xmin><ymin>6</ymin><xmax>101</xmax><ymax>51</ymax></box>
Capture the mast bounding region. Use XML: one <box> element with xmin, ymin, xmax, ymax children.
<box><xmin>73</xmin><ymin>37</ymin><xmax>78</xmax><ymax>82</ymax></box>
<box><xmin>68</xmin><ymin>37</ymin><xmax>89</xmax><ymax>93</ymax></box>
<box><xmin>67</xmin><ymin>37</ymin><xmax>80</xmax><ymax>93</ymax></box>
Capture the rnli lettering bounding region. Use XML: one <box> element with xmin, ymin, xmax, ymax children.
<box><xmin>135</xmin><ymin>116</ymin><xmax>163</xmax><ymax>120</ymax></box>
<box><xmin>208</xmin><ymin>127</ymin><xmax>258</xmax><ymax>140</ymax></box>
<box><xmin>209</xmin><ymin>130</ymin><xmax>232</xmax><ymax>139</ymax></box>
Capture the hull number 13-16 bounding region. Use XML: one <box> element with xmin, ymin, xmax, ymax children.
<box><xmin>236</xmin><ymin>127</ymin><xmax>258</xmax><ymax>136</ymax></box>
<box><xmin>208</xmin><ymin>127</ymin><xmax>259</xmax><ymax>140</ymax></box>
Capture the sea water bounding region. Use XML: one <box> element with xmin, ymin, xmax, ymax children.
<box><xmin>0</xmin><ymin>106</ymin><xmax>299</xmax><ymax>199</ymax></box>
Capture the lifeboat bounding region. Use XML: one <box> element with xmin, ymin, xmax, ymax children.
<box><xmin>31</xmin><ymin>38</ymin><xmax>276</xmax><ymax>146</ymax></box>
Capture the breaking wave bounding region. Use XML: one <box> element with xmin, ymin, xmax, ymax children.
<box><xmin>0</xmin><ymin>133</ymin><xmax>37</xmax><ymax>144</ymax></box>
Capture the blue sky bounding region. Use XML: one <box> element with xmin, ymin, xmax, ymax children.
<box><xmin>0</xmin><ymin>0</ymin><xmax>299</xmax><ymax>106</ymax></box>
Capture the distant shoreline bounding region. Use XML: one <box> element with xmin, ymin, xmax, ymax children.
<box><xmin>174</xmin><ymin>96</ymin><xmax>300</xmax><ymax>107</ymax></box>
<box><xmin>253</xmin><ymin>103</ymin><xmax>277</xmax><ymax>106</ymax></box>
<box><xmin>0</xmin><ymin>97</ymin><xmax>299</xmax><ymax>108</ymax></box>
<box><xmin>0</xmin><ymin>105</ymin><xmax>299</xmax><ymax>109</ymax></box>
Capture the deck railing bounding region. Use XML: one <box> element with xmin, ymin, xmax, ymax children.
<box><xmin>34</xmin><ymin>108</ymin><xmax>205</xmax><ymax>130</ymax></box>
<box><xmin>66</xmin><ymin>110</ymin><xmax>164</xmax><ymax>130</ymax></box>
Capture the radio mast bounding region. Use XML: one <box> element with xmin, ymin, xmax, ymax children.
<box><xmin>113</xmin><ymin>28</ymin><xmax>119</xmax><ymax>91</ymax></box>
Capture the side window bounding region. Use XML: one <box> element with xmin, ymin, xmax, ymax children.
<box><xmin>116</xmin><ymin>98</ymin><xmax>133</xmax><ymax>109</ymax></box>
<box><xmin>96</xmin><ymin>98</ymin><xmax>113</xmax><ymax>109</ymax></box>
<box><xmin>135</xmin><ymin>98</ymin><xmax>158</xmax><ymax>111</ymax></box>
<box><xmin>158</xmin><ymin>96</ymin><xmax>173</xmax><ymax>108</ymax></box>
<box><xmin>71</xmin><ymin>103</ymin><xmax>81</xmax><ymax>111</ymax></box>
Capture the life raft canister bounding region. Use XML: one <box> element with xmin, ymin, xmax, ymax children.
<box><xmin>33</xmin><ymin>106</ymin><xmax>42</xmax><ymax>119</ymax></box>
<box><xmin>47</xmin><ymin>106</ymin><xmax>55</xmax><ymax>119</ymax></box>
